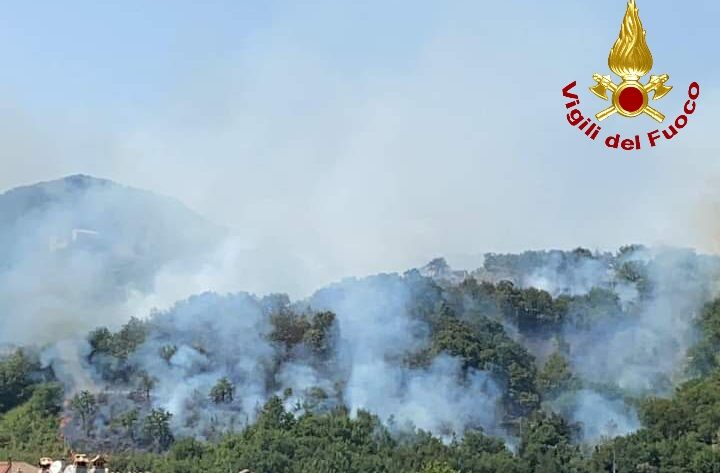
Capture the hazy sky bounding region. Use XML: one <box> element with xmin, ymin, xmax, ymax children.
<box><xmin>1</xmin><ymin>0</ymin><xmax>719</xmax><ymax>295</ymax></box>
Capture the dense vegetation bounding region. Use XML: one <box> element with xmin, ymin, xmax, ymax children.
<box><xmin>2</xmin><ymin>247</ymin><xmax>720</xmax><ymax>472</ymax></box>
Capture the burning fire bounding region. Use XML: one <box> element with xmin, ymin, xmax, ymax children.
<box><xmin>60</xmin><ymin>414</ymin><xmax>72</xmax><ymax>430</ymax></box>
<box><xmin>608</xmin><ymin>0</ymin><xmax>653</xmax><ymax>80</ymax></box>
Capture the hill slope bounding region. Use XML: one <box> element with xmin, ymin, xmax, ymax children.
<box><xmin>0</xmin><ymin>175</ymin><xmax>224</xmax><ymax>345</ymax></box>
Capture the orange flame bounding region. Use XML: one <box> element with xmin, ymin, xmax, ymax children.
<box><xmin>608</xmin><ymin>0</ymin><xmax>653</xmax><ymax>80</ymax></box>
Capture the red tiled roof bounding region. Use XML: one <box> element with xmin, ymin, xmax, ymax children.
<box><xmin>0</xmin><ymin>462</ymin><xmax>38</xmax><ymax>473</ymax></box>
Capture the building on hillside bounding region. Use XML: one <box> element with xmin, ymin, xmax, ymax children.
<box><xmin>3</xmin><ymin>456</ymin><xmax>253</xmax><ymax>473</ymax></box>
<box><xmin>49</xmin><ymin>228</ymin><xmax>101</xmax><ymax>252</ymax></box>
<box><xmin>38</xmin><ymin>458</ymin><xmax>53</xmax><ymax>473</ymax></box>
<box><xmin>1</xmin><ymin>455</ymin><xmax>112</xmax><ymax>473</ymax></box>
<box><xmin>60</xmin><ymin>453</ymin><xmax>111</xmax><ymax>473</ymax></box>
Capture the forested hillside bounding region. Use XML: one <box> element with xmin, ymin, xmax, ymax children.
<box><xmin>2</xmin><ymin>246</ymin><xmax>720</xmax><ymax>472</ymax></box>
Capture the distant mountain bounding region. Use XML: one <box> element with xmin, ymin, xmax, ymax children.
<box><xmin>0</xmin><ymin>174</ymin><xmax>223</xmax><ymax>270</ymax></box>
<box><xmin>0</xmin><ymin>175</ymin><xmax>225</xmax><ymax>344</ymax></box>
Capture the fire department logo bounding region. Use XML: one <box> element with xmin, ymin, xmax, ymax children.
<box><xmin>561</xmin><ymin>0</ymin><xmax>700</xmax><ymax>150</ymax></box>
<box><xmin>590</xmin><ymin>0</ymin><xmax>671</xmax><ymax>122</ymax></box>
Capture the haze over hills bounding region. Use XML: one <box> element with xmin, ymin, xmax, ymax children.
<box><xmin>2</xmin><ymin>176</ymin><xmax>720</xmax><ymax>472</ymax></box>
<box><xmin>0</xmin><ymin>175</ymin><xmax>224</xmax><ymax>345</ymax></box>
<box><xmin>0</xmin><ymin>174</ymin><xmax>224</xmax><ymax>263</ymax></box>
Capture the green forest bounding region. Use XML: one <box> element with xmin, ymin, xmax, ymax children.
<box><xmin>2</xmin><ymin>247</ymin><xmax>720</xmax><ymax>472</ymax></box>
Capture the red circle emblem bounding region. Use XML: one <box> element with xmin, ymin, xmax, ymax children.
<box><xmin>618</xmin><ymin>86</ymin><xmax>644</xmax><ymax>113</ymax></box>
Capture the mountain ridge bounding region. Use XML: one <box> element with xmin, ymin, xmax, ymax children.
<box><xmin>0</xmin><ymin>174</ymin><xmax>226</xmax><ymax>346</ymax></box>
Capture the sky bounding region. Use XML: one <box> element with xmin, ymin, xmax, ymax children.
<box><xmin>1</xmin><ymin>0</ymin><xmax>720</xmax><ymax>296</ymax></box>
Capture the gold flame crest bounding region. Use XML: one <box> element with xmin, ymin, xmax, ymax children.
<box><xmin>590</xmin><ymin>0</ymin><xmax>672</xmax><ymax>122</ymax></box>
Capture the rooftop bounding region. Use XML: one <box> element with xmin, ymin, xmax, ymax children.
<box><xmin>0</xmin><ymin>461</ymin><xmax>38</xmax><ymax>473</ymax></box>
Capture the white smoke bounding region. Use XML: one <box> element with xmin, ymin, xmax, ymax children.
<box><xmin>119</xmin><ymin>273</ymin><xmax>506</xmax><ymax>442</ymax></box>
<box><xmin>307</xmin><ymin>275</ymin><xmax>503</xmax><ymax>438</ymax></box>
<box><xmin>566</xmin><ymin>248</ymin><xmax>720</xmax><ymax>395</ymax></box>
<box><xmin>553</xmin><ymin>390</ymin><xmax>640</xmax><ymax>443</ymax></box>
<box><xmin>0</xmin><ymin>176</ymin><xmax>223</xmax><ymax>347</ymax></box>
<box><xmin>131</xmin><ymin>292</ymin><xmax>275</xmax><ymax>437</ymax></box>
<box><xmin>4</xmin><ymin>178</ymin><xmax>719</xmax><ymax>448</ymax></box>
